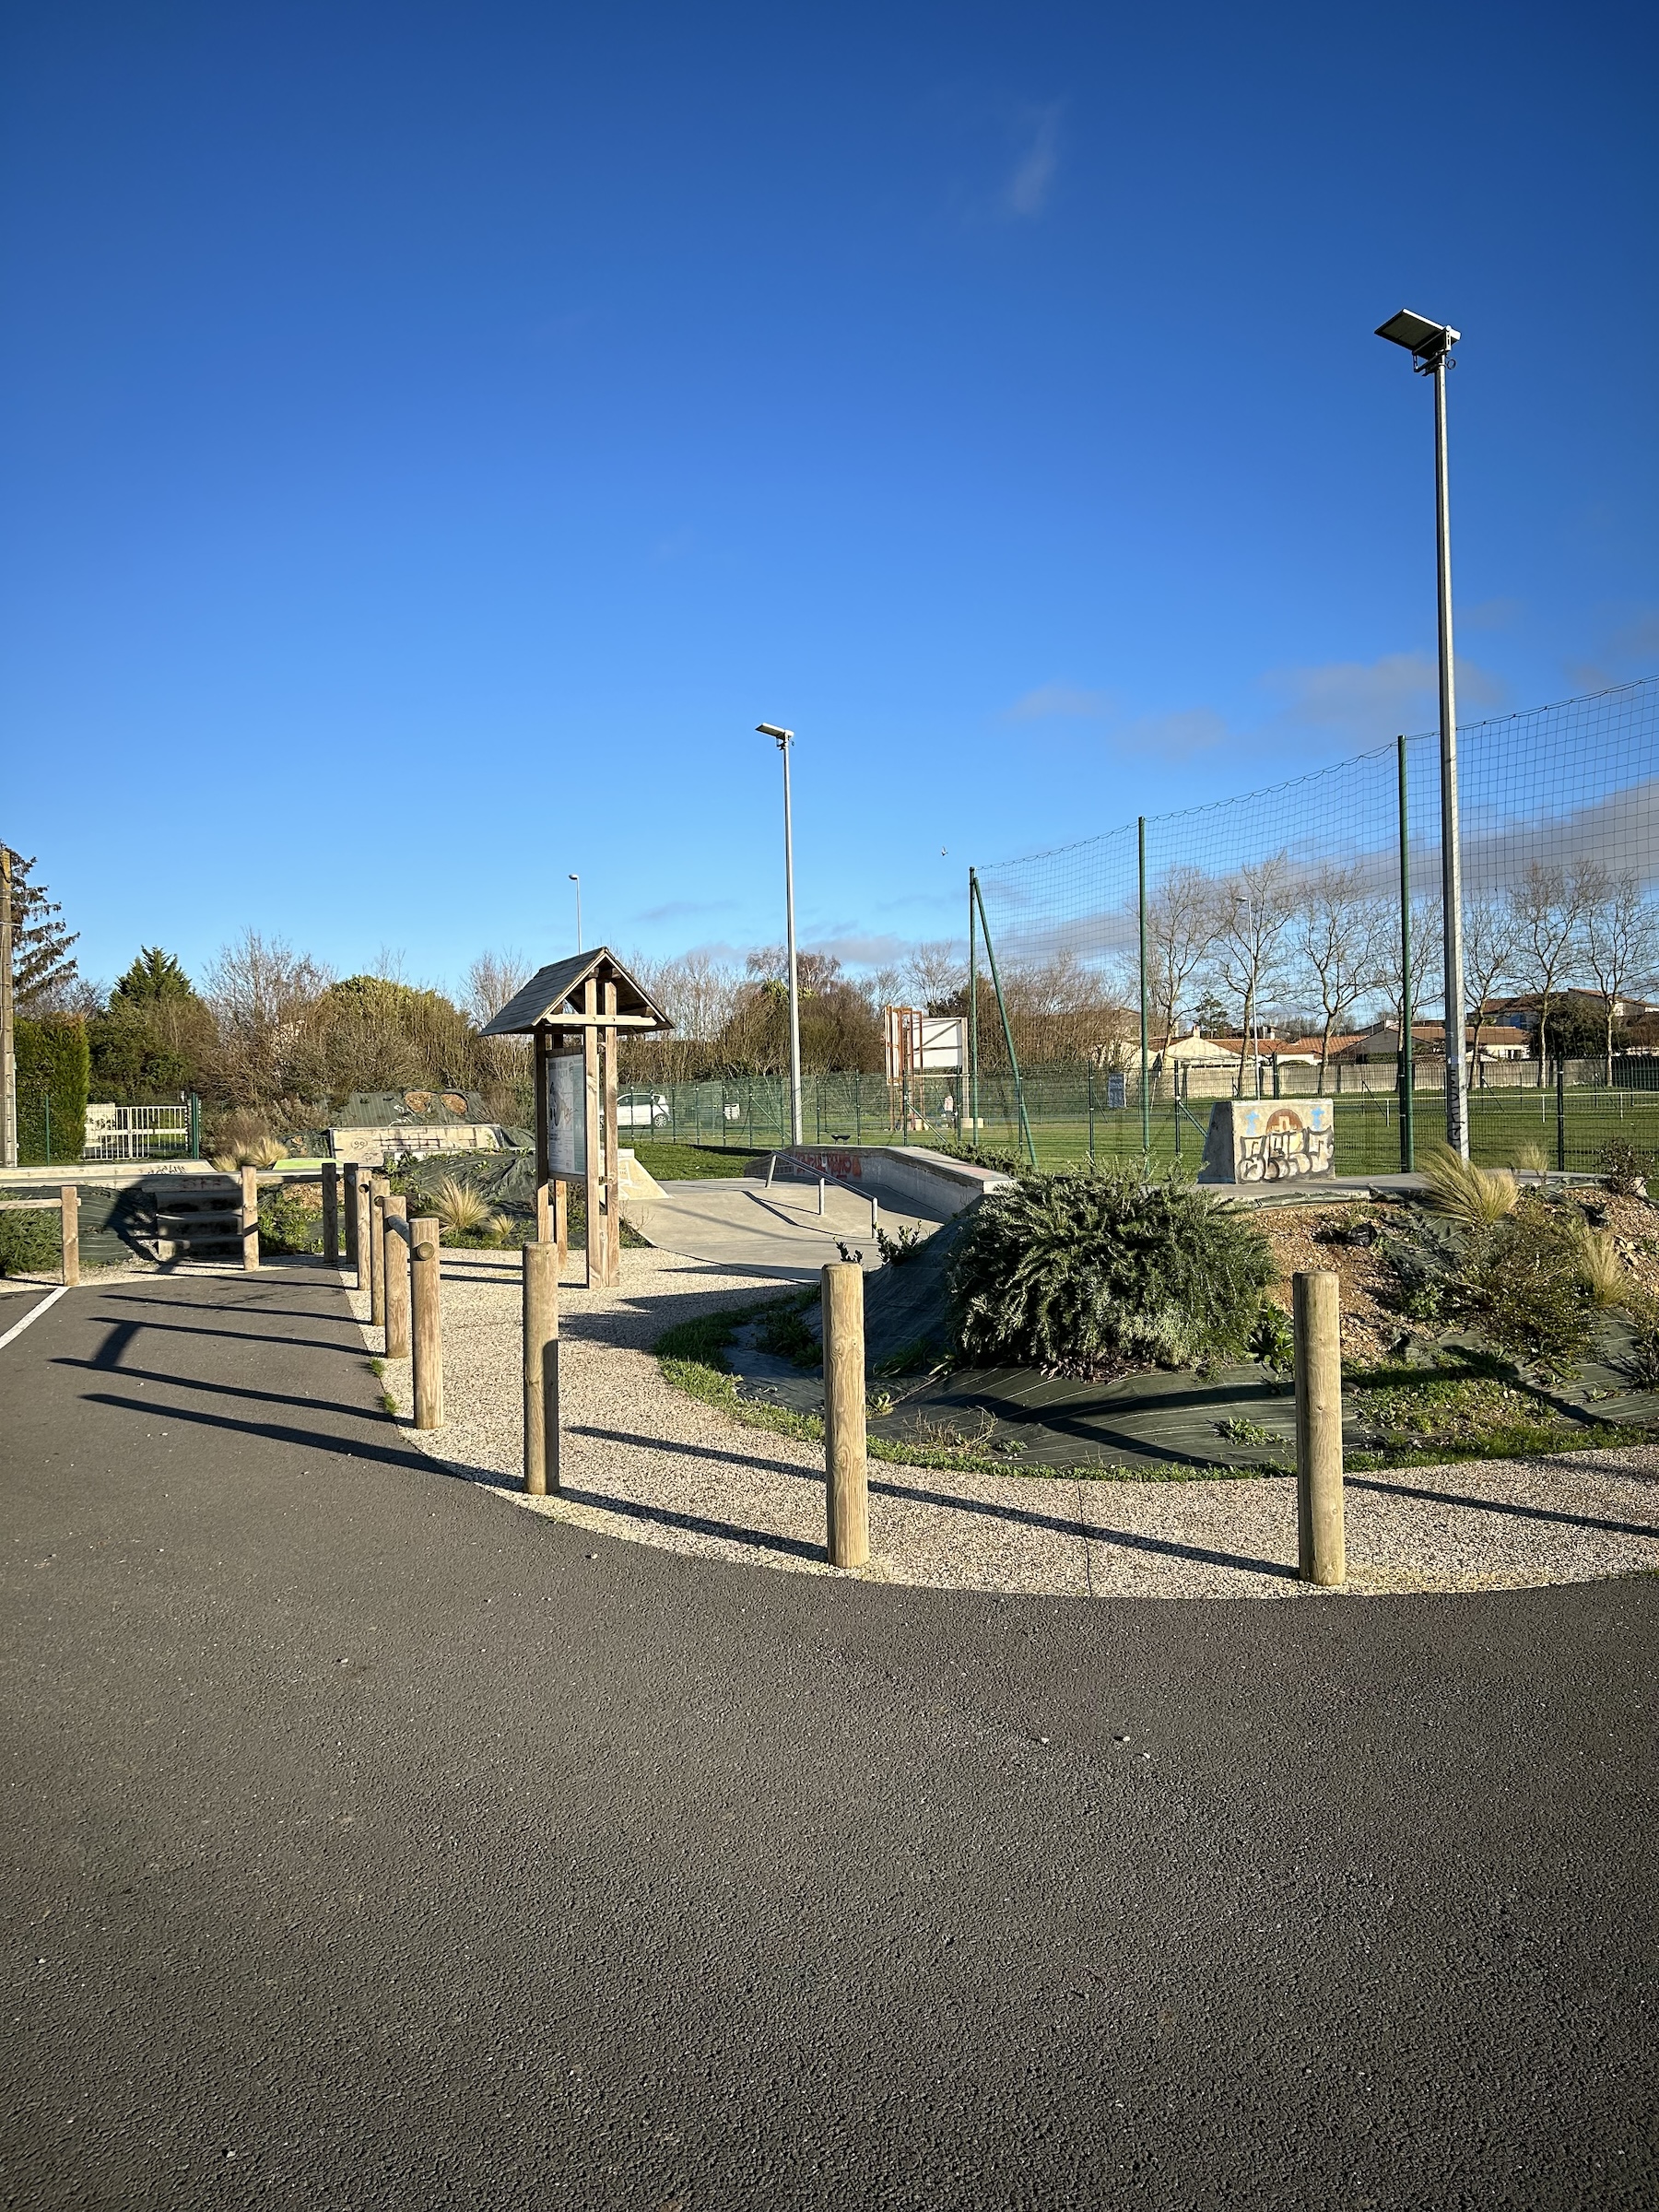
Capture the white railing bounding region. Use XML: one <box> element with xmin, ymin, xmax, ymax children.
<box><xmin>83</xmin><ymin>1104</ymin><xmax>192</xmax><ymax>1160</ymax></box>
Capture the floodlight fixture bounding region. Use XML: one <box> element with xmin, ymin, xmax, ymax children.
<box><xmin>757</xmin><ymin>723</ymin><xmax>794</xmax><ymax>746</ymax></box>
<box><xmin>1375</xmin><ymin>308</ymin><xmax>1460</xmax><ymax>371</ymax></box>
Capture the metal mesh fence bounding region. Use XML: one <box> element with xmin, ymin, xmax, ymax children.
<box><xmin>962</xmin><ymin>675</ymin><xmax>1659</xmax><ymax>1171</ymax></box>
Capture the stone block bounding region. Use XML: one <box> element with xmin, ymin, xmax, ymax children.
<box><xmin>1200</xmin><ymin>1098</ymin><xmax>1335</xmax><ymax>1184</ymax></box>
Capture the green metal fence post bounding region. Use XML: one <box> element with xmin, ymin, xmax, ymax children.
<box><xmin>1137</xmin><ymin>817</ymin><xmax>1150</xmax><ymax>1161</ymax></box>
<box><xmin>971</xmin><ymin>872</ymin><xmax>1036</xmax><ymax>1169</ymax></box>
<box><xmin>43</xmin><ymin>1093</ymin><xmax>51</xmax><ymax>1165</ymax></box>
<box><xmin>1556</xmin><ymin>1059</ymin><xmax>1567</xmax><ymax>1172</ymax></box>
<box><xmin>967</xmin><ymin>867</ymin><xmax>981</xmax><ymax>1147</ymax></box>
<box><xmin>1397</xmin><ymin>734</ymin><xmax>1416</xmax><ymax>1172</ymax></box>
<box><xmin>189</xmin><ymin>1090</ymin><xmax>201</xmax><ymax>1159</ymax></box>
<box><xmin>1087</xmin><ymin>1061</ymin><xmax>1095</xmax><ymax>1167</ymax></box>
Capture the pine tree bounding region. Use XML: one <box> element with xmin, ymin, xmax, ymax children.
<box><xmin>6</xmin><ymin>852</ymin><xmax>80</xmax><ymax>1007</ymax></box>
<box><xmin>113</xmin><ymin>946</ymin><xmax>195</xmax><ymax>1003</ymax></box>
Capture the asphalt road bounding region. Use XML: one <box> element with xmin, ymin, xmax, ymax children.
<box><xmin>3</xmin><ymin>1265</ymin><xmax>1656</xmax><ymax>2209</ymax></box>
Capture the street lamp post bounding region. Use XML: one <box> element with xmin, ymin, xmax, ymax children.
<box><xmin>568</xmin><ymin>873</ymin><xmax>582</xmax><ymax>952</ymax></box>
<box><xmin>1376</xmin><ymin>306</ymin><xmax>1469</xmax><ymax>1160</ymax></box>
<box><xmin>757</xmin><ymin>724</ymin><xmax>803</xmax><ymax>1146</ymax></box>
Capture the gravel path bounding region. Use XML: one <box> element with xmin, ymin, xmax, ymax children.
<box><xmin>354</xmin><ymin>1246</ymin><xmax>1659</xmax><ymax>1600</ymax></box>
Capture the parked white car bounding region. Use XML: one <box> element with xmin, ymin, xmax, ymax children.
<box><xmin>615</xmin><ymin>1088</ymin><xmax>670</xmax><ymax>1130</ymax></box>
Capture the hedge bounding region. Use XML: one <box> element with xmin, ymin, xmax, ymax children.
<box><xmin>17</xmin><ymin>1014</ymin><xmax>90</xmax><ymax>1166</ymax></box>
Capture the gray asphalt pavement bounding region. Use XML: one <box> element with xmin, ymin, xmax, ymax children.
<box><xmin>3</xmin><ymin>1265</ymin><xmax>1656</xmax><ymax>2209</ymax></box>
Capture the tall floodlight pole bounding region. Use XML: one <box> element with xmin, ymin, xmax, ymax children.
<box><xmin>568</xmin><ymin>874</ymin><xmax>582</xmax><ymax>951</ymax></box>
<box><xmin>1376</xmin><ymin>308</ymin><xmax>1469</xmax><ymax>1159</ymax></box>
<box><xmin>757</xmin><ymin>724</ymin><xmax>803</xmax><ymax>1145</ymax></box>
<box><xmin>0</xmin><ymin>844</ymin><xmax>16</xmax><ymax>1169</ymax></box>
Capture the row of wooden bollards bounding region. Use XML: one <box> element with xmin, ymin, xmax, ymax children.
<box><xmin>813</xmin><ymin>1262</ymin><xmax>1347</xmax><ymax>1585</ymax></box>
<box><xmin>321</xmin><ymin>1162</ymin><xmax>443</xmax><ymax>1430</ymax></box>
<box><xmin>314</xmin><ymin>1163</ymin><xmax>1345</xmax><ymax>1585</ymax></box>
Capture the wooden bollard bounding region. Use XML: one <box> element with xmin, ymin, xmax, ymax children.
<box><xmin>821</xmin><ymin>1261</ymin><xmax>869</xmax><ymax>1569</ymax></box>
<box><xmin>410</xmin><ymin>1217</ymin><xmax>442</xmax><ymax>1430</ymax></box>
<box><xmin>1293</xmin><ymin>1270</ymin><xmax>1346</xmax><ymax>1587</ymax></box>
<box><xmin>241</xmin><ymin>1166</ymin><xmax>260</xmax><ymax>1272</ymax></box>
<box><xmin>382</xmin><ymin>1194</ymin><xmax>411</xmax><ymax>1361</ymax></box>
<box><xmin>369</xmin><ymin>1174</ymin><xmax>389</xmax><ymax>1328</ymax></box>
<box><xmin>59</xmin><ymin>1185</ymin><xmax>79</xmax><ymax>1288</ymax></box>
<box><xmin>322</xmin><ymin>1162</ymin><xmax>339</xmax><ymax>1265</ymax></box>
<box><xmin>522</xmin><ymin>1240</ymin><xmax>560</xmax><ymax>1495</ymax></box>
<box><xmin>343</xmin><ymin>1162</ymin><xmax>360</xmax><ymax>1274</ymax></box>
<box><xmin>354</xmin><ymin>1173</ymin><xmax>373</xmax><ymax>1296</ymax></box>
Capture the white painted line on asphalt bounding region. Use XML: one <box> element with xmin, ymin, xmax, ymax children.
<box><xmin>0</xmin><ymin>1284</ymin><xmax>68</xmax><ymax>1351</ymax></box>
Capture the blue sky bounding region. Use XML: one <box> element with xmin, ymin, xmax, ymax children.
<box><xmin>2</xmin><ymin>0</ymin><xmax>1654</xmax><ymax>994</ymax></box>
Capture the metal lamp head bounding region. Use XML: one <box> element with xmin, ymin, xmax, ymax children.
<box><xmin>757</xmin><ymin>722</ymin><xmax>794</xmax><ymax>748</ymax></box>
<box><xmin>1376</xmin><ymin>308</ymin><xmax>1460</xmax><ymax>371</ymax></box>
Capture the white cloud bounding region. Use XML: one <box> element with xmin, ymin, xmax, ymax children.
<box><xmin>1006</xmin><ymin>105</ymin><xmax>1061</xmax><ymax>218</ymax></box>
<box><xmin>1117</xmin><ymin>707</ymin><xmax>1230</xmax><ymax>760</ymax></box>
<box><xmin>1265</xmin><ymin>650</ymin><xmax>1504</xmax><ymax>746</ymax></box>
<box><xmin>1006</xmin><ymin>680</ymin><xmax>1112</xmax><ymax>722</ymax></box>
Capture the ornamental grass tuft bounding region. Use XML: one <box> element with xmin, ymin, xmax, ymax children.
<box><xmin>1420</xmin><ymin>1142</ymin><xmax>1519</xmax><ymax>1231</ymax></box>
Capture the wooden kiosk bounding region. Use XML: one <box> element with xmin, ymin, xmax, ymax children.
<box><xmin>480</xmin><ymin>949</ymin><xmax>672</xmax><ymax>1288</ymax></box>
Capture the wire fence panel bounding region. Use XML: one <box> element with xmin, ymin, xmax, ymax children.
<box><xmin>967</xmin><ymin>677</ymin><xmax>1659</xmax><ymax>1162</ymax></box>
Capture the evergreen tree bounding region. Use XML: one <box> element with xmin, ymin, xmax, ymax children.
<box><xmin>5</xmin><ymin>852</ymin><xmax>80</xmax><ymax>1006</ymax></box>
<box><xmin>113</xmin><ymin>946</ymin><xmax>196</xmax><ymax>1003</ymax></box>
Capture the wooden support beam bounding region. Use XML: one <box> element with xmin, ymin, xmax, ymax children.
<box><xmin>59</xmin><ymin>1185</ymin><xmax>79</xmax><ymax>1288</ymax></box>
<box><xmin>383</xmin><ymin>1194</ymin><xmax>411</xmax><ymax>1361</ymax></box>
<box><xmin>582</xmin><ymin>977</ymin><xmax>601</xmax><ymax>1288</ymax></box>
<box><xmin>241</xmin><ymin>1167</ymin><xmax>260</xmax><ymax>1273</ymax></box>
<box><xmin>602</xmin><ymin>978</ymin><xmax>620</xmax><ymax>1287</ymax></box>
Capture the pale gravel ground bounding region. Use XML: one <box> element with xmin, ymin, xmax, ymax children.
<box><xmin>316</xmin><ymin>1246</ymin><xmax>1659</xmax><ymax>1602</ymax></box>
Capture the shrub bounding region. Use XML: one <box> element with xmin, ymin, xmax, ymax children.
<box><xmin>0</xmin><ymin>1207</ymin><xmax>62</xmax><ymax>1276</ymax></box>
<box><xmin>1511</xmin><ymin>1141</ymin><xmax>1549</xmax><ymax>1178</ymax></box>
<box><xmin>1420</xmin><ymin>1143</ymin><xmax>1518</xmax><ymax>1231</ymax></box>
<box><xmin>1464</xmin><ymin>1197</ymin><xmax>1593</xmax><ymax>1377</ymax></box>
<box><xmin>949</xmin><ymin>1166</ymin><xmax>1277</xmax><ymax>1375</ymax></box>
<box><xmin>258</xmin><ymin>1184</ymin><xmax>322</xmax><ymax>1256</ymax></box>
<box><xmin>1249</xmin><ymin>1301</ymin><xmax>1295</xmax><ymax>1371</ymax></box>
<box><xmin>206</xmin><ymin>1107</ymin><xmax>288</xmax><ymax>1170</ymax></box>
<box><xmin>1619</xmin><ymin>1296</ymin><xmax>1659</xmax><ymax>1388</ymax></box>
<box><xmin>16</xmin><ymin>1014</ymin><xmax>89</xmax><ymax>1167</ymax></box>
<box><xmin>1600</xmin><ymin>1142</ymin><xmax>1650</xmax><ymax>1199</ymax></box>
<box><xmin>935</xmin><ymin>1137</ymin><xmax>1029</xmax><ymax>1178</ymax></box>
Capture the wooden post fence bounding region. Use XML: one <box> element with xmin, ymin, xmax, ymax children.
<box><xmin>522</xmin><ymin>1240</ymin><xmax>560</xmax><ymax>1495</ymax></box>
<box><xmin>821</xmin><ymin>1261</ymin><xmax>869</xmax><ymax>1569</ymax></box>
<box><xmin>0</xmin><ymin>1186</ymin><xmax>78</xmax><ymax>1285</ymax></box>
<box><xmin>344</xmin><ymin>1162</ymin><xmax>361</xmax><ymax>1276</ymax></box>
<box><xmin>410</xmin><ymin>1216</ymin><xmax>442</xmax><ymax>1430</ymax></box>
<box><xmin>353</xmin><ymin>1174</ymin><xmax>372</xmax><ymax>1296</ymax></box>
<box><xmin>369</xmin><ymin>1173</ymin><xmax>388</xmax><ymax>1329</ymax></box>
<box><xmin>240</xmin><ymin>1166</ymin><xmax>260</xmax><ymax>1273</ymax></box>
<box><xmin>383</xmin><ymin>1193</ymin><xmax>411</xmax><ymax>1361</ymax></box>
<box><xmin>59</xmin><ymin>1184</ymin><xmax>79</xmax><ymax>1288</ymax></box>
<box><xmin>322</xmin><ymin>1161</ymin><xmax>339</xmax><ymax>1265</ymax></box>
<box><xmin>1293</xmin><ymin>1269</ymin><xmax>1346</xmax><ymax>1587</ymax></box>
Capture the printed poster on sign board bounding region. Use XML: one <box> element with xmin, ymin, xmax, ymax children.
<box><xmin>546</xmin><ymin>1052</ymin><xmax>586</xmax><ymax>1177</ymax></box>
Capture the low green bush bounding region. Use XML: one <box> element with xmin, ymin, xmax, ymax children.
<box><xmin>0</xmin><ymin>1207</ymin><xmax>62</xmax><ymax>1276</ymax></box>
<box><xmin>258</xmin><ymin>1184</ymin><xmax>323</xmax><ymax>1255</ymax></box>
<box><xmin>949</xmin><ymin>1166</ymin><xmax>1277</xmax><ymax>1375</ymax></box>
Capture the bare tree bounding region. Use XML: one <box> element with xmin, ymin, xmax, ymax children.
<box><xmin>205</xmin><ymin>931</ymin><xmax>331</xmax><ymax>1103</ymax></box>
<box><xmin>1210</xmin><ymin>853</ymin><xmax>1297</xmax><ymax>1095</ymax></box>
<box><xmin>900</xmin><ymin>940</ymin><xmax>966</xmax><ymax>1013</ymax></box>
<box><xmin>1142</xmin><ymin>865</ymin><xmax>1220</xmax><ymax>1065</ymax></box>
<box><xmin>1508</xmin><ymin>860</ymin><xmax>1593</xmax><ymax>1073</ymax></box>
<box><xmin>1294</xmin><ymin>865</ymin><xmax>1387</xmax><ymax>1093</ymax></box>
<box><xmin>1370</xmin><ymin>892</ymin><xmax>1441</xmax><ymax>1043</ymax></box>
<box><xmin>1461</xmin><ymin>891</ymin><xmax>1521</xmax><ymax>1072</ymax></box>
<box><xmin>1580</xmin><ymin>867</ymin><xmax>1659</xmax><ymax>1082</ymax></box>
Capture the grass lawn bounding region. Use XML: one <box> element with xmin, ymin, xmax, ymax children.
<box><xmin>630</xmin><ymin>1140</ymin><xmax>772</xmax><ymax>1182</ymax></box>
